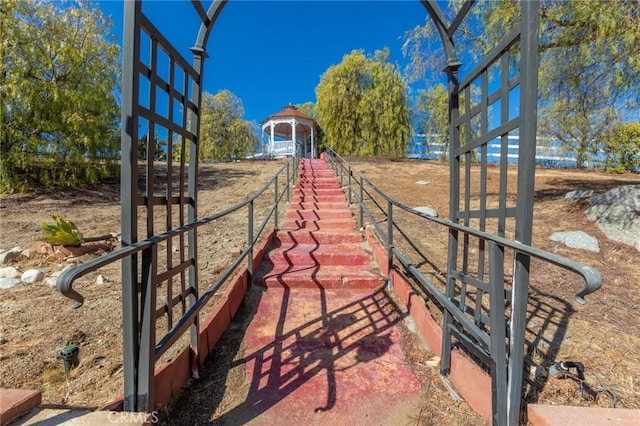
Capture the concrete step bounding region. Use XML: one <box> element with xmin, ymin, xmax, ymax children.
<box><xmin>266</xmin><ymin>244</ymin><xmax>372</xmax><ymax>268</ymax></box>
<box><xmin>276</xmin><ymin>230</ymin><xmax>364</xmax><ymax>245</ymax></box>
<box><xmin>256</xmin><ymin>264</ymin><xmax>384</xmax><ymax>289</ymax></box>
<box><xmin>289</xmin><ymin>201</ymin><xmax>349</xmax><ymax>211</ymax></box>
<box><xmin>0</xmin><ymin>389</ymin><xmax>41</xmax><ymax>425</ymax></box>
<box><xmin>527</xmin><ymin>404</ymin><xmax>640</xmax><ymax>426</ymax></box>
<box><xmin>298</xmin><ymin>170</ymin><xmax>336</xmax><ymax>179</ymax></box>
<box><xmin>297</xmin><ymin>181</ymin><xmax>342</xmax><ymax>190</ymax></box>
<box><xmin>290</xmin><ymin>194</ymin><xmax>351</xmax><ymax>203</ymax></box>
<box><xmin>15</xmin><ymin>408</ymin><xmax>152</xmax><ymax>425</ymax></box>
<box><xmin>285</xmin><ymin>209</ymin><xmax>353</xmax><ymax>220</ymax></box>
<box><xmin>298</xmin><ymin>176</ymin><xmax>339</xmax><ymax>182</ymax></box>
<box><xmin>283</xmin><ymin>218</ymin><xmax>357</xmax><ymax>231</ymax></box>
<box><xmin>292</xmin><ymin>188</ymin><xmax>345</xmax><ymax>197</ymax></box>
<box><xmin>233</xmin><ymin>286</ymin><xmax>425</xmax><ymax>423</ymax></box>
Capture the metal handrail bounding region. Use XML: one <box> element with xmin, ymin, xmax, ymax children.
<box><xmin>56</xmin><ymin>158</ymin><xmax>298</xmax><ymax>308</ymax></box>
<box><xmin>324</xmin><ymin>148</ymin><xmax>602</xmax><ymax>304</ymax></box>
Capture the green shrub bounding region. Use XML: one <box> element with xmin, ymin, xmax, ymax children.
<box><xmin>38</xmin><ymin>215</ymin><xmax>84</xmax><ymax>247</ymax></box>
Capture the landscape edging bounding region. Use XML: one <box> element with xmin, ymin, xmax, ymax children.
<box><xmin>102</xmin><ymin>226</ymin><xmax>278</xmax><ymax>412</ymax></box>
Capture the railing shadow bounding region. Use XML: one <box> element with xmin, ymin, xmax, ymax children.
<box><xmin>522</xmin><ymin>286</ymin><xmax>574</xmax><ymax>403</ymax></box>
<box><xmin>208</xmin><ymin>286</ymin><xmax>404</xmax><ymax>425</ymax></box>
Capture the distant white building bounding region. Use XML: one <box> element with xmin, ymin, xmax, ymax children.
<box><xmin>261</xmin><ymin>104</ymin><xmax>316</xmax><ymax>158</ymax></box>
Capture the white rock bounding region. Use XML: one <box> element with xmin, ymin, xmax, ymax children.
<box><xmin>21</xmin><ymin>269</ymin><xmax>45</xmax><ymax>284</ymax></box>
<box><xmin>59</xmin><ymin>264</ymin><xmax>75</xmax><ymax>274</ymax></box>
<box><xmin>0</xmin><ymin>266</ymin><xmax>21</xmax><ymax>279</ymax></box>
<box><xmin>549</xmin><ymin>231</ymin><xmax>600</xmax><ymax>252</ymax></box>
<box><xmin>46</xmin><ymin>265</ymin><xmax>75</xmax><ymax>287</ymax></box>
<box><xmin>0</xmin><ymin>278</ymin><xmax>20</xmax><ymax>289</ymax></box>
<box><xmin>96</xmin><ymin>274</ymin><xmax>109</xmax><ymax>285</ymax></box>
<box><xmin>415</xmin><ymin>180</ymin><xmax>430</xmax><ymax>185</ymax></box>
<box><xmin>414</xmin><ymin>206</ymin><xmax>438</xmax><ymax>218</ymax></box>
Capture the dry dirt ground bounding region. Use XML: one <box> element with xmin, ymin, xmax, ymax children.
<box><xmin>0</xmin><ymin>158</ymin><xmax>638</xmax><ymax>423</ymax></box>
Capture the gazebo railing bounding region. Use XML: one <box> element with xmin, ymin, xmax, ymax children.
<box><xmin>270</xmin><ymin>140</ymin><xmax>295</xmax><ymax>157</ymax></box>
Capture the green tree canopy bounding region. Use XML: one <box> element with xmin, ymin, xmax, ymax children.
<box><xmin>403</xmin><ymin>0</ymin><xmax>640</xmax><ymax>168</ymax></box>
<box><xmin>600</xmin><ymin>121</ymin><xmax>640</xmax><ymax>172</ymax></box>
<box><xmin>297</xmin><ymin>101</ymin><xmax>315</xmax><ymax>118</ymax></box>
<box><xmin>315</xmin><ymin>49</ymin><xmax>410</xmax><ymax>157</ymax></box>
<box><xmin>198</xmin><ymin>89</ymin><xmax>260</xmax><ymax>162</ymax></box>
<box><xmin>1</xmin><ymin>0</ymin><xmax>120</xmax><ymax>192</ymax></box>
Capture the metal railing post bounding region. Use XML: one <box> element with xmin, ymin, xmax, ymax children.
<box><xmin>359</xmin><ymin>175</ymin><xmax>364</xmax><ymax>229</ymax></box>
<box><xmin>274</xmin><ymin>175</ymin><xmax>279</xmax><ymax>229</ymax></box>
<box><xmin>248</xmin><ymin>201</ymin><xmax>254</xmax><ymax>284</ymax></box>
<box><xmin>508</xmin><ymin>2</ymin><xmax>540</xmax><ymax>424</ymax></box>
<box><xmin>286</xmin><ymin>162</ymin><xmax>290</xmax><ymax>203</ymax></box>
<box><xmin>387</xmin><ymin>200</ymin><xmax>393</xmax><ymax>287</ymax></box>
<box><xmin>137</xmin><ymin>244</ymin><xmax>157</xmax><ymax>412</ymax></box>
<box><xmin>348</xmin><ymin>165</ymin><xmax>352</xmax><ymax>204</ymax></box>
<box><xmin>121</xmin><ymin>0</ymin><xmax>141</xmax><ymax>411</ymax></box>
<box><xmin>489</xmin><ymin>241</ymin><xmax>508</xmax><ymax>425</ymax></box>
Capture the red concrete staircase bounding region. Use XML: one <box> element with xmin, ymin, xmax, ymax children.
<box><xmin>222</xmin><ymin>158</ymin><xmax>424</xmax><ymax>425</ymax></box>
<box><xmin>257</xmin><ymin>158</ymin><xmax>384</xmax><ymax>290</ymax></box>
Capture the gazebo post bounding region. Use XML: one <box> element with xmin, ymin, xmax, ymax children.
<box><xmin>270</xmin><ymin>125</ymin><xmax>275</xmax><ymax>157</ymax></box>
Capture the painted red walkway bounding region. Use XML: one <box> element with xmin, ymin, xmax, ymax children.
<box><xmin>218</xmin><ymin>158</ymin><xmax>424</xmax><ymax>425</ymax></box>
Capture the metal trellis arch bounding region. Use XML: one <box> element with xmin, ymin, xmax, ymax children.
<box><xmin>68</xmin><ymin>1</ymin><xmax>545</xmax><ymax>424</ymax></box>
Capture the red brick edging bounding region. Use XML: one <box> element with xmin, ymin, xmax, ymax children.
<box><xmin>364</xmin><ymin>228</ymin><xmax>640</xmax><ymax>425</ymax></box>
<box><xmin>104</xmin><ymin>227</ymin><xmax>277</xmax><ymax>412</ymax></box>
<box><xmin>364</xmin><ymin>228</ymin><xmax>493</xmax><ymax>421</ymax></box>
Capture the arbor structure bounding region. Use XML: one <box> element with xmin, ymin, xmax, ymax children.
<box><xmin>315</xmin><ymin>49</ymin><xmax>410</xmax><ymax>157</ymax></box>
<box><xmin>56</xmin><ymin>3</ymin><xmax>556</xmax><ymax>425</ymax></box>
<box><xmin>404</xmin><ymin>0</ymin><xmax>640</xmax><ymax>168</ymax></box>
<box><xmin>0</xmin><ymin>0</ymin><xmax>120</xmax><ymax>192</ymax></box>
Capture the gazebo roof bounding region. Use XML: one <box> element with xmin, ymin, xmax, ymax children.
<box><xmin>262</xmin><ymin>104</ymin><xmax>314</xmax><ymax>124</ymax></box>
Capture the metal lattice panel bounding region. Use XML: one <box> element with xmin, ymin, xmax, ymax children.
<box><xmin>120</xmin><ymin>1</ymin><xmax>207</xmax><ymax>411</ymax></box>
<box><xmin>439</xmin><ymin>3</ymin><xmax>541</xmax><ymax>425</ymax></box>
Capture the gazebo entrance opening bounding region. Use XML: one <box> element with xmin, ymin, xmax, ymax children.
<box><xmin>261</xmin><ymin>104</ymin><xmax>316</xmax><ymax>159</ymax></box>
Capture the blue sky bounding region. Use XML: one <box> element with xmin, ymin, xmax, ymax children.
<box><xmin>95</xmin><ymin>0</ymin><xmax>436</xmax><ymax>124</ymax></box>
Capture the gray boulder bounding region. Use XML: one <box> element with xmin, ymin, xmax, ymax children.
<box><xmin>414</xmin><ymin>206</ymin><xmax>438</xmax><ymax>218</ymax></box>
<box><xmin>565</xmin><ymin>189</ymin><xmax>594</xmax><ymax>202</ymax></box>
<box><xmin>549</xmin><ymin>231</ymin><xmax>600</xmax><ymax>252</ymax></box>
<box><xmin>586</xmin><ymin>185</ymin><xmax>639</xmax><ymax>250</ymax></box>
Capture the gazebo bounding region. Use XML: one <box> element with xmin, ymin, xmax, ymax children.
<box><xmin>261</xmin><ymin>104</ymin><xmax>316</xmax><ymax>158</ymax></box>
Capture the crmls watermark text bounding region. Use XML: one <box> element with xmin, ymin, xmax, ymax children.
<box><xmin>108</xmin><ymin>411</ymin><xmax>159</xmax><ymax>424</ymax></box>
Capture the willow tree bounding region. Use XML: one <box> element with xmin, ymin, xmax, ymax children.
<box><xmin>415</xmin><ymin>84</ymin><xmax>449</xmax><ymax>160</ymax></box>
<box><xmin>0</xmin><ymin>0</ymin><xmax>120</xmax><ymax>192</ymax></box>
<box><xmin>315</xmin><ymin>49</ymin><xmax>410</xmax><ymax>157</ymax></box>
<box><xmin>199</xmin><ymin>90</ymin><xmax>260</xmax><ymax>162</ymax></box>
<box><xmin>403</xmin><ymin>0</ymin><xmax>640</xmax><ymax>168</ymax></box>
